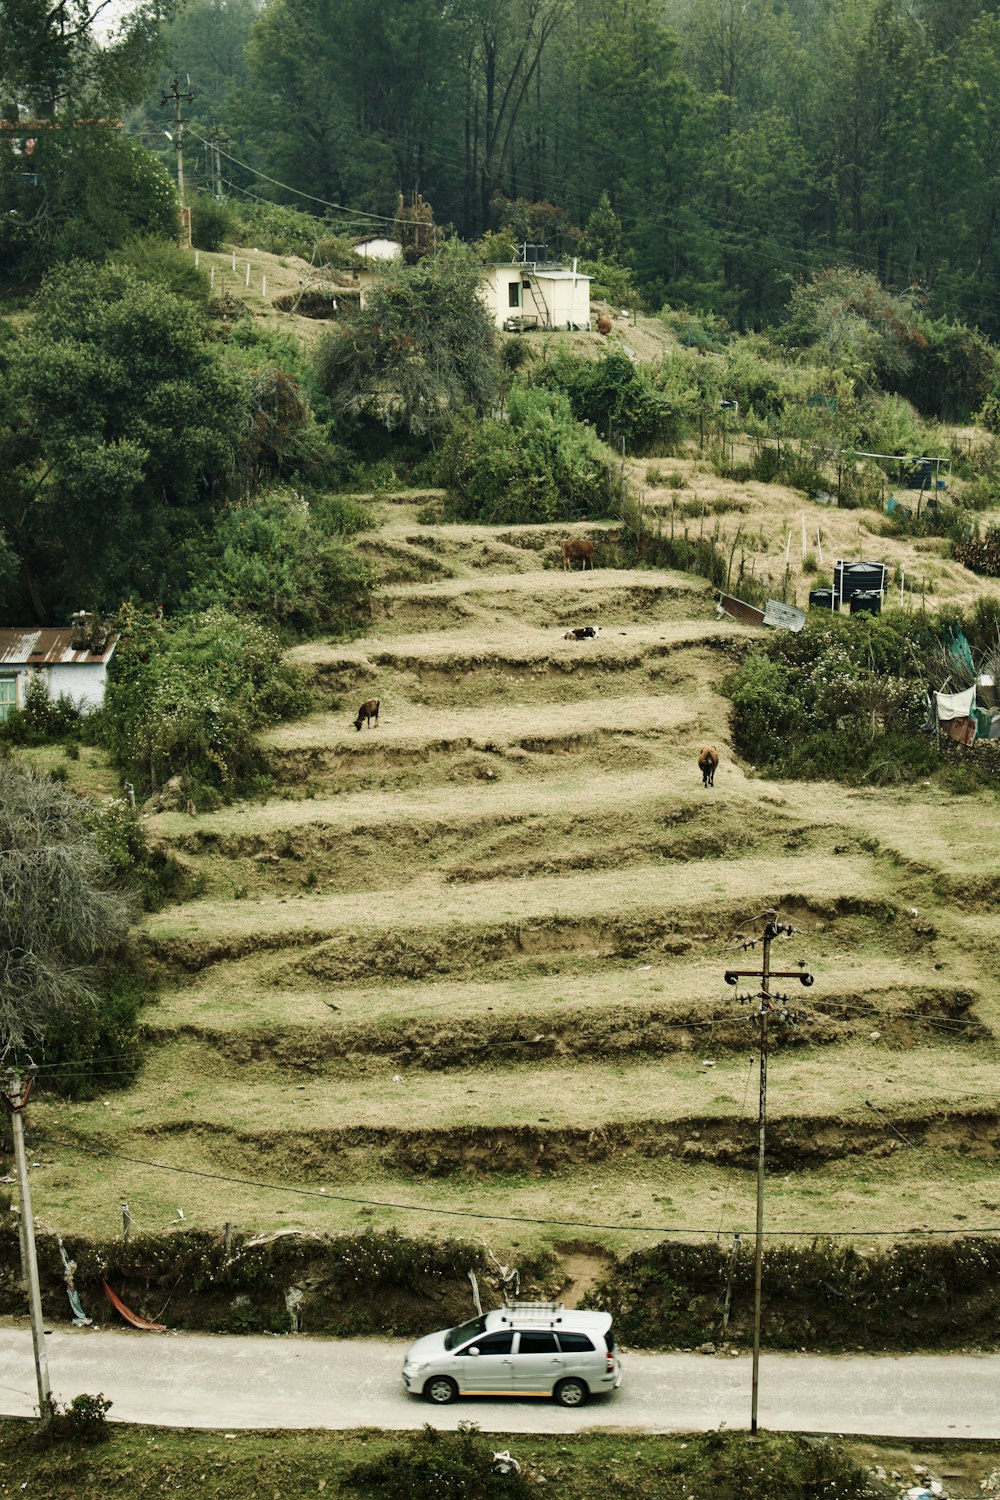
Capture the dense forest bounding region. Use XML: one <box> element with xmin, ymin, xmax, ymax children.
<box><xmin>113</xmin><ymin>0</ymin><xmax>1000</xmax><ymax>333</ymax></box>
<box><xmin>5</xmin><ymin>0</ymin><xmax>1000</xmax><ymax>332</ymax></box>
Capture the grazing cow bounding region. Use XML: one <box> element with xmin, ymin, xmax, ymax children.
<box><xmin>562</xmin><ymin>537</ymin><xmax>596</xmax><ymax>572</ymax></box>
<box><xmin>354</xmin><ymin>698</ymin><xmax>380</xmax><ymax>731</ymax></box>
<box><xmin>698</xmin><ymin>745</ymin><xmax>719</xmax><ymax>787</ymax></box>
<box><xmin>563</xmin><ymin>626</ymin><xmax>601</xmax><ymax>640</ymax></box>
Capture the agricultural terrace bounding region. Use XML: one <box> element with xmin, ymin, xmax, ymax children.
<box><xmin>22</xmin><ymin>475</ymin><xmax>1000</xmax><ymax>1316</ymax></box>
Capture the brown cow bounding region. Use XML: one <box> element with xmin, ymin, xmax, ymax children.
<box><xmin>354</xmin><ymin>698</ymin><xmax>380</xmax><ymax>731</ymax></box>
<box><xmin>562</xmin><ymin>538</ymin><xmax>596</xmax><ymax>572</ymax></box>
<box><xmin>698</xmin><ymin>745</ymin><xmax>719</xmax><ymax>787</ymax></box>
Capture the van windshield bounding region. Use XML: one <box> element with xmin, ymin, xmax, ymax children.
<box><xmin>444</xmin><ymin>1315</ymin><xmax>487</xmax><ymax>1350</ymax></box>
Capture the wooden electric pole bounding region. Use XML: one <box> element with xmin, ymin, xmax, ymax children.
<box><xmin>724</xmin><ymin>912</ymin><xmax>814</xmax><ymax>1435</ymax></box>
<box><xmin>2</xmin><ymin>1069</ymin><xmax>53</xmax><ymax>1423</ymax></box>
<box><xmin>161</xmin><ymin>75</ymin><xmax>195</xmax><ymax>201</ymax></box>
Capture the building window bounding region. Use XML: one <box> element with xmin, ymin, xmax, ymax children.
<box><xmin>0</xmin><ymin>677</ymin><xmax>16</xmax><ymax>722</ymax></box>
<box><xmin>508</xmin><ymin>280</ymin><xmax>521</xmax><ymax>308</ymax></box>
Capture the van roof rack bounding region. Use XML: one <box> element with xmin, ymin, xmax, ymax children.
<box><xmin>499</xmin><ymin>1301</ymin><xmax>565</xmax><ymax>1324</ymax></box>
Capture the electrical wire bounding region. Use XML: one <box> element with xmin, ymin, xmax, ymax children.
<box><xmin>27</xmin><ymin>1131</ymin><xmax>1000</xmax><ymax>1240</ymax></box>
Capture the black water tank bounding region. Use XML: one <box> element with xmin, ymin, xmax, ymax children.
<box><xmin>850</xmin><ymin>590</ymin><xmax>882</xmax><ymax>616</ymax></box>
<box><xmin>834</xmin><ymin>560</ymin><xmax>887</xmax><ymax>605</ymax></box>
<box><xmin>809</xmin><ymin>589</ymin><xmax>838</xmax><ymax>611</ymax></box>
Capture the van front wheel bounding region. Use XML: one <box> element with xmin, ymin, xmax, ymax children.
<box><xmin>554</xmin><ymin>1378</ymin><xmax>588</xmax><ymax>1407</ymax></box>
<box><xmin>424</xmin><ymin>1376</ymin><xmax>458</xmax><ymax>1405</ymax></box>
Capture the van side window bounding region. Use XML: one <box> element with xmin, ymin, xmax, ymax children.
<box><xmin>470</xmin><ymin>1332</ymin><xmax>513</xmax><ymax>1354</ymax></box>
<box><xmin>556</xmin><ymin>1332</ymin><xmax>594</xmax><ymax>1352</ymax></box>
<box><xmin>517</xmin><ymin>1332</ymin><xmax>558</xmax><ymax>1354</ymax></box>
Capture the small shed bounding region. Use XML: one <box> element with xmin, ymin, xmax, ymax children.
<box><xmin>0</xmin><ymin>616</ymin><xmax>118</xmax><ymax>719</ymax></box>
<box><xmin>353</xmin><ymin>235</ymin><xmax>403</xmax><ymax>264</ymax></box>
<box><xmin>481</xmin><ymin>256</ymin><xmax>591</xmax><ymax>332</ymax></box>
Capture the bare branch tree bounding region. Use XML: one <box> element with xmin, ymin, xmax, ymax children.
<box><xmin>0</xmin><ymin>764</ymin><xmax>134</xmax><ymax>1056</ymax></box>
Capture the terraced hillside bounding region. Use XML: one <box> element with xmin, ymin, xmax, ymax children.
<box><xmin>31</xmin><ymin>497</ymin><xmax>1000</xmax><ymax>1281</ymax></box>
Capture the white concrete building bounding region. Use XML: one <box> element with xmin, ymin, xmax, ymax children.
<box><xmin>0</xmin><ymin>624</ymin><xmax>118</xmax><ymax>718</ymax></box>
<box><xmin>481</xmin><ymin>257</ymin><xmax>591</xmax><ymax>332</ymax></box>
<box><xmin>353</xmin><ymin>235</ymin><xmax>403</xmax><ymax>264</ymax></box>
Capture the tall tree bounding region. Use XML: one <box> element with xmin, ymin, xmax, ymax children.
<box><xmin>0</xmin><ymin>263</ymin><xmax>245</xmax><ymax>621</ymax></box>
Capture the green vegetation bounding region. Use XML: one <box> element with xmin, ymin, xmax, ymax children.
<box><xmin>726</xmin><ymin>610</ymin><xmax>951</xmax><ymax>783</ymax></box>
<box><xmin>316</xmin><ymin>249</ymin><xmax>500</xmax><ymax>438</ymax></box>
<box><xmin>439</xmin><ymin>384</ymin><xmax>618</xmax><ymax>524</ymax></box>
<box><xmin>183</xmin><ymin>489</ymin><xmax>373</xmax><ymax>634</ymax></box>
<box><xmin>0</xmin><ymin>761</ymin><xmax>137</xmax><ymax>1074</ymax></box>
<box><xmin>101</xmin><ymin>604</ymin><xmax>311</xmax><ymax>801</ymax></box>
<box><xmin>0</xmin><ymin>1422</ymin><xmax>886</xmax><ymax>1500</ymax></box>
<box><xmin>0</xmin><ymin>261</ymin><xmax>244</xmax><ymax>621</ymax></box>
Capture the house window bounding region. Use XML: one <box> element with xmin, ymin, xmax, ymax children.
<box><xmin>508</xmin><ymin>280</ymin><xmax>521</xmax><ymax>308</ymax></box>
<box><xmin>0</xmin><ymin>677</ymin><xmax>16</xmax><ymax>722</ymax></box>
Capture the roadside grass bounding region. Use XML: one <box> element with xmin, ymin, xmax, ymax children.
<box><xmin>0</xmin><ymin>1422</ymin><xmax>951</xmax><ymax>1500</ymax></box>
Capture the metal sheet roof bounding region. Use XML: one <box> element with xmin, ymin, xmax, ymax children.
<box><xmin>0</xmin><ymin>628</ymin><xmax>118</xmax><ymax>667</ymax></box>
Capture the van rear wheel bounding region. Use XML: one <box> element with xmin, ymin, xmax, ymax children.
<box><xmin>424</xmin><ymin>1375</ymin><xmax>458</xmax><ymax>1405</ymax></box>
<box><xmin>554</xmin><ymin>1378</ymin><xmax>588</xmax><ymax>1408</ymax></box>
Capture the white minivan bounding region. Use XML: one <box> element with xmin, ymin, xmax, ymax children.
<box><xmin>402</xmin><ymin>1301</ymin><xmax>621</xmax><ymax>1407</ymax></box>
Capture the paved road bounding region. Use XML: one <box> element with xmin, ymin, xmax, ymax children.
<box><xmin>0</xmin><ymin>1326</ymin><xmax>997</xmax><ymax>1438</ymax></box>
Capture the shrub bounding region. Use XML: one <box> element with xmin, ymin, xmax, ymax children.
<box><xmin>953</xmin><ymin>523</ymin><xmax>1000</xmax><ymax>576</ymax></box>
<box><xmin>0</xmin><ymin>762</ymin><xmax>136</xmax><ymax>1060</ymax></box>
<box><xmin>184</xmin><ymin>489</ymin><xmax>373</xmax><ymax>634</ymax></box>
<box><xmin>112</xmin><ymin>237</ymin><xmax>211</xmax><ymax>308</ymax></box>
<box><xmin>42</xmin><ymin>1393</ymin><xmax>112</xmax><ymax>1445</ymax></box>
<box><xmin>190</xmin><ymin>194</ymin><xmax>235</xmax><ymax>253</ymax></box>
<box><xmin>660</xmin><ymin>307</ymin><xmax>732</xmax><ymax>353</ymax></box>
<box><xmin>101</xmin><ymin>603</ymin><xmax>310</xmax><ymax>797</ymax></box>
<box><xmin>227</xmin><ymin>201</ymin><xmax>326</xmax><ymax>258</ymax></box>
<box><xmin>0</xmin><ymin>674</ymin><xmax>80</xmax><ymax>745</ymax></box>
<box><xmin>724</xmin><ymin>611</ymin><xmax>950</xmax><ymax>783</ymax></box>
<box><xmin>345</xmin><ymin>1424</ymin><xmax>530</xmax><ymax>1500</ymax></box>
<box><xmin>439</xmin><ymin>383</ymin><xmax>617</xmax><ymax>524</ymax></box>
<box><xmin>87</xmin><ymin>799</ymin><xmax>192</xmax><ymax>911</ymax></box>
<box><xmin>899</xmin><ymin>318</ymin><xmax>999</xmax><ymax>421</ymax></box>
<box><xmin>537</xmin><ymin>350</ymin><xmax>683</xmax><ymax>453</ymax></box>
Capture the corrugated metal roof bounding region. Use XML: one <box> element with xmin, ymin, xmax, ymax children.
<box><xmin>0</xmin><ymin>628</ymin><xmax>118</xmax><ymax>667</ymax></box>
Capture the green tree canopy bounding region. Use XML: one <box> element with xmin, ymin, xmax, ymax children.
<box><xmin>315</xmin><ymin>247</ymin><xmax>500</xmax><ymax>437</ymax></box>
<box><xmin>1</xmin><ymin>262</ymin><xmax>245</xmax><ymax>622</ymax></box>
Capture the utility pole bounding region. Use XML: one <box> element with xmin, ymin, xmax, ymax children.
<box><xmin>161</xmin><ymin>75</ymin><xmax>195</xmax><ymax>201</ymax></box>
<box><xmin>2</xmin><ymin>1069</ymin><xmax>53</xmax><ymax>1423</ymax></box>
<box><xmin>724</xmin><ymin>912</ymin><xmax>814</xmax><ymax>1436</ymax></box>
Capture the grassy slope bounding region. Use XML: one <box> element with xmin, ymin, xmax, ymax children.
<box><xmin>19</xmin><ymin>472</ymin><xmax>1000</xmax><ymax>1272</ymax></box>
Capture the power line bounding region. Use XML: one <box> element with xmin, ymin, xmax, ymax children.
<box><xmin>30</xmin><ymin>1131</ymin><xmax>1000</xmax><ymax>1241</ymax></box>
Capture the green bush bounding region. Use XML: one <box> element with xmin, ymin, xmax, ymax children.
<box><xmin>101</xmin><ymin>603</ymin><xmax>310</xmax><ymax>797</ymax></box>
<box><xmin>227</xmin><ymin>201</ymin><xmax>326</xmax><ymax>258</ymax></box>
<box><xmin>345</xmin><ymin>1424</ymin><xmax>530</xmax><ymax>1500</ymax></box>
<box><xmin>439</xmin><ymin>383</ymin><xmax>617</xmax><ymax>524</ymax></box>
<box><xmin>725</xmin><ymin>611</ymin><xmax>949</xmax><ymax>783</ymax></box>
<box><xmin>0</xmin><ymin>130</ymin><xmax>177</xmax><ymax>278</ymax></box>
<box><xmin>0</xmin><ymin>675</ymin><xmax>80</xmax><ymax>746</ymax></box>
<box><xmin>953</xmin><ymin>523</ymin><xmax>1000</xmax><ymax>576</ymax></box>
<box><xmin>43</xmin><ymin>1393</ymin><xmax>113</xmax><ymax>1445</ymax></box>
<box><xmin>537</xmin><ymin>350</ymin><xmax>685</xmax><ymax>453</ymax></box>
<box><xmin>111</xmin><ymin>237</ymin><xmax>211</xmax><ymax>307</ymax></box>
<box><xmin>87</xmin><ymin>799</ymin><xmax>192</xmax><ymax>911</ymax></box>
<box><xmin>36</xmin><ymin>966</ymin><xmax>145</xmax><ymax>1099</ymax></box>
<box><xmin>190</xmin><ymin>194</ymin><xmax>235</xmax><ymax>253</ymax></box>
<box><xmin>659</xmin><ymin>307</ymin><xmax>732</xmax><ymax>353</ymax></box>
<box><xmin>184</xmin><ymin>489</ymin><xmax>373</xmax><ymax>634</ymax></box>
